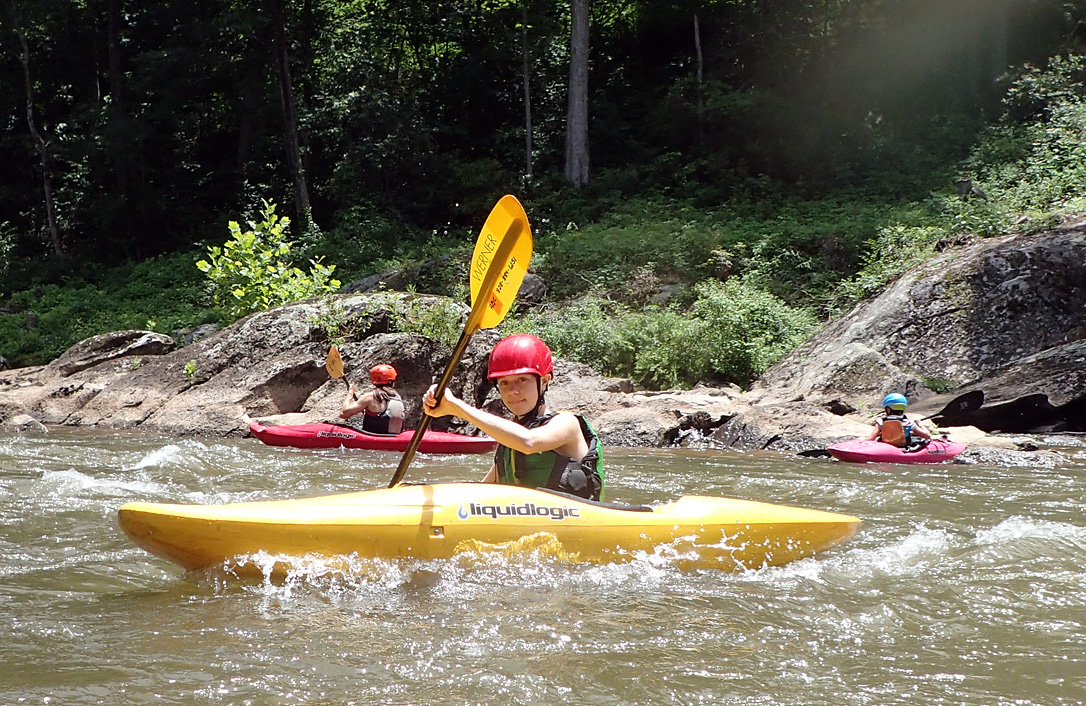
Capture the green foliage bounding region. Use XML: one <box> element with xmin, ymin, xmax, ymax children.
<box><xmin>307</xmin><ymin>296</ymin><xmax>360</xmax><ymax>348</ymax></box>
<box><xmin>5</xmin><ymin>0</ymin><xmax>1085</xmax><ymax>379</ymax></box>
<box><xmin>310</xmin><ymin>204</ymin><xmax>417</xmax><ymax>278</ymax></box>
<box><xmin>390</xmin><ymin>287</ymin><xmax>466</xmax><ymax>348</ymax></box>
<box><xmin>511</xmin><ymin>296</ymin><xmax>637</xmax><ymax>378</ymax></box>
<box><xmin>306</xmin><ymin>288</ymin><xmax>466</xmax><ymax>349</ymax></box>
<box><xmin>0</xmin><ymin>252</ymin><xmax>220</xmax><ymax>367</ymax></box>
<box><xmin>833</xmin><ymin>224</ymin><xmax>944</xmax><ymax>305</ymax></box>
<box><xmin>532</xmin><ymin>190</ymin><xmax>910</xmax><ymax>316</ymax></box>
<box><xmin>828</xmin><ymin>52</ymin><xmax>1086</xmax><ymax>311</ymax></box>
<box><xmin>687</xmin><ymin>279</ymin><xmax>818</xmax><ymax>386</ymax></box>
<box><xmin>961</xmin><ymin>54</ymin><xmax>1086</xmax><ymax>215</ymax></box>
<box><xmin>196</xmin><ymin>201</ymin><xmax>341</xmax><ymax>321</ymax></box>
<box><xmin>921</xmin><ymin>377</ymin><xmax>956</xmax><ymax>394</ymax></box>
<box><xmin>183</xmin><ymin>360</ymin><xmax>197</xmax><ymax>380</ymax></box>
<box><xmin>510</xmin><ymin>280</ymin><xmax>816</xmax><ymax>389</ymax></box>
<box><xmin>0</xmin><ymin>222</ymin><xmax>13</xmax><ymax>282</ymax></box>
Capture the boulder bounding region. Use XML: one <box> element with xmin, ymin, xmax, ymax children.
<box><xmin>750</xmin><ymin>226</ymin><xmax>1086</xmax><ymax>433</ymax></box>
<box><xmin>45</xmin><ymin>330</ymin><xmax>175</xmax><ymax>379</ymax></box>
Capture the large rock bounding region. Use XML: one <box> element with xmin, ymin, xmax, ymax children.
<box><xmin>749</xmin><ymin>224</ymin><xmax>1086</xmax><ymax>433</ymax></box>
<box><xmin>45</xmin><ymin>330</ymin><xmax>175</xmax><ymax>378</ymax></box>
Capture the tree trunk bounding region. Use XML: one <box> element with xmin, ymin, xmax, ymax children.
<box><xmin>237</xmin><ymin>54</ymin><xmax>262</xmax><ymax>174</ymax></box>
<box><xmin>107</xmin><ymin>0</ymin><xmax>130</xmax><ymax>196</ymax></box>
<box><xmin>564</xmin><ymin>0</ymin><xmax>590</xmax><ymax>189</ymax></box>
<box><xmin>271</xmin><ymin>0</ymin><xmax>314</xmax><ymax>232</ymax></box>
<box><xmin>522</xmin><ymin>2</ymin><xmax>533</xmax><ymax>179</ymax></box>
<box><xmin>14</xmin><ymin>19</ymin><xmax>63</xmax><ymax>258</ymax></box>
<box><xmin>694</xmin><ymin>13</ymin><xmax>704</xmax><ymax>146</ymax></box>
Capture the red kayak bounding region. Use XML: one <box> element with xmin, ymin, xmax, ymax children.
<box><xmin>827</xmin><ymin>438</ymin><xmax>966</xmax><ymax>464</ymax></box>
<box><xmin>249</xmin><ymin>421</ymin><xmax>497</xmax><ymax>454</ymax></box>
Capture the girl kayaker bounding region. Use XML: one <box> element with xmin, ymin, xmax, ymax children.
<box><xmin>341</xmin><ymin>364</ymin><xmax>405</xmax><ymax>434</ymax></box>
<box><xmin>867</xmin><ymin>392</ymin><xmax>931</xmax><ymax>448</ymax></box>
<box><xmin>421</xmin><ymin>333</ymin><xmax>605</xmax><ymax>501</ymax></box>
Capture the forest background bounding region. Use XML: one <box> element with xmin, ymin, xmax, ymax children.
<box><xmin>2</xmin><ymin>0</ymin><xmax>1085</xmax><ymax>391</ymax></box>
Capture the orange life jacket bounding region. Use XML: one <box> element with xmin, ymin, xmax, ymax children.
<box><xmin>880</xmin><ymin>414</ymin><xmax>908</xmax><ymax>447</ymax></box>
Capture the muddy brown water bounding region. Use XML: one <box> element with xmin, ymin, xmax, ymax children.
<box><xmin>2</xmin><ymin>428</ymin><xmax>1084</xmax><ymax>705</ymax></box>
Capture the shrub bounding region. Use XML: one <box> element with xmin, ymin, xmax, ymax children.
<box><xmin>391</xmin><ymin>287</ymin><xmax>467</xmax><ymax>348</ymax></box>
<box><xmin>196</xmin><ymin>200</ymin><xmax>341</xmax><ymax>320</ymax></box>
<box><xmin>0</xmin><ymin>253</ymin><xmax>220</xmax><ymax>367</ymax></box>
<box><xmin>510</xmin><ymin>295</ymin><xmax>636</xmax><ymax>378</ymax></box>
<box><xmin>510</xmin><ymin>280</ymin><xmax>815</xmax><ymax>389</ymax></box>
<box><xmin>834</xmin><ymin>224</ymin><xmax>944</xmax><ymax>305</ymax></box>
<box><xmin>963</xmin><ymin>54</ymin><xmax>1086</xmax><ymax>214</ymax></box>
<box><xmin>688</xmin><ymin>278</ymin><xmax>818</xmax><ymax>386</ymax></box>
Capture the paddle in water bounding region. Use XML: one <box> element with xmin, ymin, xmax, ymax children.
<box><xmin>796</xmin><ymin>389</ymin><xmax>986</xmax><ymax>458</ymax></box>
<box><xmin>325</xmin><ymin>345</ymin><xmax>349</xmax><ymax>389</ymax></box>
<box><xmin>387</xmin><ymin>194</ymin><xmax>533</xmax><ymax>488</ymax></box>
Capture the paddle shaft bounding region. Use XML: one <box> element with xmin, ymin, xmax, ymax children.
<box><xmin>386</xmin><ymin>327</ymin><xmax>474</xmax><ymax>487</ymax></box>
<box><xmin>387</xmin><ymin>217</ymin><xmax>526</xmax><ymax>489</ymax></box>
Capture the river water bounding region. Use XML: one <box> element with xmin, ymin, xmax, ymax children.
<box><xmin>1</xmin><ymin>427</ymin><xmax>1084</xmax><ymax>705</ymax></box>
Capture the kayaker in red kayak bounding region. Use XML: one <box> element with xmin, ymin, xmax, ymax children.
<box><xmin>341</xmin><ymin>364</ymin><xmax>405</xmax><ymax>434</ymax></box>
<box><xmin>867</xmin><ymin>393</ymin><xmax>932</xmax><ymax>448</ymax></box>
<box><xmin>422</xmin><ymin>333</ymin><xmax>605</xmax><ymax>501</ymax></box>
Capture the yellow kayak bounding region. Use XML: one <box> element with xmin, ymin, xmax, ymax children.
<box><xmin>118</xmin><ymin>483</ymin><xmax>860</xmax><ymax>577</ymax></box>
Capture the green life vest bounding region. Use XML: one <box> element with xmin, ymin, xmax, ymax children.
<box><xmin>494</xmin><ymin>412</ymin><xmax>605</xmax><ymax>501</ymax></box>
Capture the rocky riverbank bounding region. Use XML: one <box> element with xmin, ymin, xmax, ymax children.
<box><xmin>2</xmin><ymin>221</ymin><xmax>1085</xmax><ymax>468</ymax></box>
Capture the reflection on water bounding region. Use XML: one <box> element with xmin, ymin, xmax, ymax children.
<box><xmin>1</xmin><ymin>427</ymin><xmax>1084</xmax><ymax>705</ymax></box>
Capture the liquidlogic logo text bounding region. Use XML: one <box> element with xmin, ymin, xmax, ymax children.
<box><xmin>316</xmin><ymin>430</ymin><xmax>355</xmax><ymax>439</ymax></box>
<box><xmin>458</xmin><ymin>502</ymin><xmax>581</xmax><ymax>521</ymax></box>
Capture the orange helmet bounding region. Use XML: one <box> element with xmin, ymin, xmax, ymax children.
<box><xmin>488</xmin><ymin>334</ymin><xmax>553</xmax><ymax>380</ymax></box>
<box><xmin>369</xmin><ymin>364</ymin><xmax>397</xmax><ymax>385</ymax></box>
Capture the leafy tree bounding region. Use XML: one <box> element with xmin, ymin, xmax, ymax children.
<box><xmin>197</xmin><ymin>200</ymin><xmax>340</xmax><ymax>320</ymax></box>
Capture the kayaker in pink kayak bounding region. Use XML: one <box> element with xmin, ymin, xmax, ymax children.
<box><xmin>341</xmin><ymin>364</ymin><xmax>405</xmax><ymax>434</ymax></box>
<box><xmin>422</xmin><ymin>333</ymin><xmax>606</xmax><ymax>501</ymax></box>
<box><xmin>867</xmin><ymin>393</ymin><xmax>932</xmax><ymax>448</ymax></box>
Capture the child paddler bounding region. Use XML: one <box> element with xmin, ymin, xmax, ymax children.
<box><xmin>867</xmin><ymin>392</ymin><xmax>932</xmax><ymax>448</ymax></box>
<box><xmin>421</xmin><ymin>333</ymin><xmax>605</xmax><ymax>501</ymax></box>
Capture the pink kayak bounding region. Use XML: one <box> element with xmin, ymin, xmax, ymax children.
<box><xmin>827</xmin><ymin>438</ymin><xmax>966</xmax><ymax>464</ymax></box>
<box><xmin>249</xmin><ymin>421</ymin><xmax>497</xmax><ymax>454</ymax></box>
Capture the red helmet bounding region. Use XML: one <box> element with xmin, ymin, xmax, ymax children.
<box><xmin>369</xmin><ymin>364</ymin><xmax>397</xmax><ymax>385</ymax></box>
<box><xmin>488</xmin><ymin>334</ymin><xmax>553</xmax><ymax>380</ymax></box>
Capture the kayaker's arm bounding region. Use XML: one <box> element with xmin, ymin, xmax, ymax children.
<box><xmin>422</xmin><ymin>386</ymin><xmax>583</xmax><ymax>457</ymax></box>
<box><xmin>910</xmin><ymin>418</ymin><xmax>933</xmax><ymax>439</ymax></box>
<box><xmin>341</xmin><ymin>384</ymin><xmax>376</xmax><ymax>419</ymax></box>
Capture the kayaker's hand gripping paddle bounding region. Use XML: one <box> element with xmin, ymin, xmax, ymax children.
<box><xmin>388</xmin><ymin>195</ymin><xmax>533</xmax><ymax>488</ymax></box>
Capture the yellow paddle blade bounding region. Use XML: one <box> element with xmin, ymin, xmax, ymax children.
<box><xmin>325</xmin><ymin>345</ymin><xmax>345</xmax><ymax>379</ymax></box>
<box><xmin>469</xmin><ymin>194</ymin><xmax>532</xmax><ymax>330</ymax></box>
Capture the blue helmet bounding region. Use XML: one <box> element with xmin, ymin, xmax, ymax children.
<box><xmin>882</xmin><ymin>393</ymin><xmax>908</xmax><ymax>411</ymax></box>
